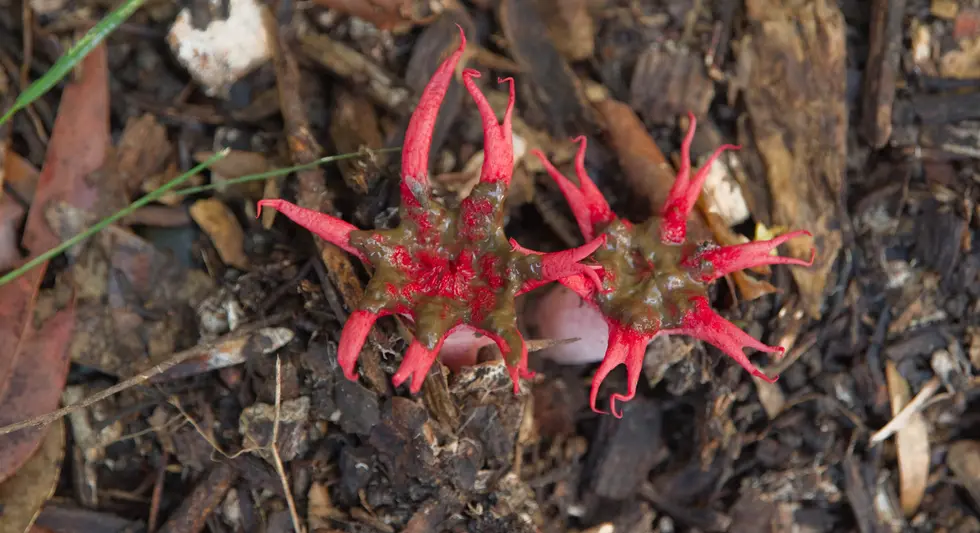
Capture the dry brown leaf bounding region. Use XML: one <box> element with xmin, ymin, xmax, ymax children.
<box><xmin>885</xmin><ymin>361</ymin><xmax>930</xmax><ymax>517</ymax></box>
<box><xmin>2</xmin><ymin>147</ymin><xmax>41</xmax><ymax>201</ymax></box>
<box><xmin>0</xmin><ymin>45</ymin><xmax>108</xmax><ymax>482</ymax></box>
<box><xmin>0</xmin><ymin>420</ymin><xmax>65</xmax><ymax>533</ymax></box>
<box><xmin>69</xmin><ymin>225</ymin><xmax>214</xmax><ymax>378</ymax></box>
<box><xmin>190</xmin><ymin>198</ymin><xmax>250</xmax><ymax>270</ymax></box>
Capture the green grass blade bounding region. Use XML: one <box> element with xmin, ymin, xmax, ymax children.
<box><xmin>173</xmin><ymin>146</ymin><xmax>401</xmax><ymax>196</ymax></box>
<box><xmin>0</xmin><ymin>0</ymin><xmax>145</xmax><ymax>127</ymax></box>
<box><xmin>0</xmin><ymin>149</ymin><xmax>227</xmax><ymax>288</ymax></box>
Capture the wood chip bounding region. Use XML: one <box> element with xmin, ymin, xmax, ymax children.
<box><xmin>861</xmin><ymin>0</ymin><xmax>907</xmax><ymax>148</ymax></box>
<box><xmin>190</xmin><ymin>198</ymin><xmax>250</xmax><ymax>270</ymax></box>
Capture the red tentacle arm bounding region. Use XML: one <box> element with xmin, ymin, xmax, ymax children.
<box><xmin>531</xmin><ymin>137</ymin><xmax>615</xmax><ymax>241</ymax></box>
<box><xmin>257</xmin><ymin>199</ymin><xmax>368</xmax><ymax>262</ymax></box>
<box><xmin>461</xmin><ymin>70</ymin><xmax>515</xmax><ymax>186</ymax></box>
<box><xmin>337</xmin><ymin>309</ymin><xmax>389</xmax><ymax>380</ymax></box>
<box><xmin>684</xmin><ymin>230</ymin><xmax>816</xmax><ymax>282</ymax></box>
<box><xmin>588</xmin><ymin>325</ymin><xmax>652</xmax><ymax>417</ymax></box>
<box><xmin>664</xmin><ymin>296</ymin><xmax>783</xmax><ymax>383</ymax></box>
<box><xmin>400</xmin><ymin>26</ymin><xmax>467</xmax><ymax>213</ymax></box>
<box><xmin>392</xmin><ymin>332</ymin><xmax>452</xmax><ymax>393</ymax></box>
<box><xmin>509</xmin><ymin>236</ymin><xmax>606</xmax><ymax>294</ymax></box>
<box><xmin>660</xmin><ymin>112</ymin><xmax>739</xmax><ymax>244</ymax></box>
<box><xmin>557</xmin><ymin>272</ymin><xmax>600</xmax><ymax>301</ymax></box>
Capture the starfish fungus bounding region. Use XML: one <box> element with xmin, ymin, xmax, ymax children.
<box><xmin>532</xmin><ymin>113</ymin><xmax>816</xmax><ymax>417</ymax></box>
<box><xmin>258</xmin><ymin>28</ymin><xmax>602</xmax><ymax>394</ymax></box>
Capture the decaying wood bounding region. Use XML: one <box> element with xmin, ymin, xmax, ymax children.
<box><xmin>861</xmin><ymin>0</ymin><xmax>907</xmax><ymax>148</ymax></box>
<box><xmin>158</xmin><ymin>461</ymin><xmax>238</xmax><ymax>533</ymax></box>
<box><xmin>737</xmin><ymin>0</ymin><xmax>847</xmax><ymax>319</ymax></box>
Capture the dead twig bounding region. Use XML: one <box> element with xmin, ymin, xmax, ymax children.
<box><xmin>869</xmin><ymin>376</ymin><xmax>942</xmax><ymax>446</ymax></box>
<box><xmin>270</xmin><ymin>356</ymin><xmax>304</xmax><ymax>533</ymax></box>
<box><xmin>0</xmin><ymin>313</ymin><xmax>290</xmax><ymax>437</ymax></box>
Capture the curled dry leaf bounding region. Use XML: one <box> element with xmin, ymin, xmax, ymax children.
<box><xmin>885</xmin><ymin>361</ymin><xmax>930</xmax><ymax>517</ymax></box>
<box><xmin>0</xmin><ymin>420</ymin><xmax>65</xmax><ymax>533</ymax></box>
<box><xmin>0</xmin><ymin>45</ymin><xmax>109</xmax><ymax>482</ymax></box>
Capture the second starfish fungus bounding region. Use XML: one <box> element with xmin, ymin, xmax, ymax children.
<box><xmin>258</xmin><ymin>28</ymin><xmax>602</xmax><ymax>394</ymax></box>
<box><xmin>532</xmin><ymin>113</ymin><xmax>816</xmax><ymax>417</ymax></box>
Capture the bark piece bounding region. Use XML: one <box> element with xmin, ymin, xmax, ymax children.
<box><xmin>584</xmin><ymin>398</ymin><xmax>662</xmax><ymax>500</ymax></box>
<box><xmin>630</xmin><ymin>44</ymin><xmax>715</xmax><ymax>126</ymax></box>
<box><xmin>861</xmin><ymin>0</ymin><xmax>907</xmax><ymax>148</ymax></box>
<box><xmin>736</xmin><ymin>0</ymin><xmax>846</xmax><ymax>318</ymax></box>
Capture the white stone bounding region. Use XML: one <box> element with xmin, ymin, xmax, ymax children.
<box><xmin>167</xmin><ymin>0</ymin><xmax>272</xmax><ymax>97</ymax></box>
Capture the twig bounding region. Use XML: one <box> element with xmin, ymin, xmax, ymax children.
<box><xmin>171</xmin><ymin>356</ymin><xmax>304</xmax><ymax>531</ymax></box>
<box><xmin>869</xmin><ymin>376</ymin><xmax>942</xmax><ymax>446</ymax></box>
<box><xmin>170</xmin><ymin>398</ymin><xmax>260</xmax><ymax>460</ymax></box>
<box><xmin>148</xmin><ymin>450</ymin><xmax>169</xmax><ymax>533</ymax></box>
<box><xmin>270</xmin><ymin>356</ymin><xmax>304</xmax><ymax>533</ymax></box>
<box><xmin>0</xmin><ymin>312</ymin><xmax>289</xmax><ymax>437</ymax></box>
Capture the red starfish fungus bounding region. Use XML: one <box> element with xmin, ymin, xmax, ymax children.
<box><xmin>258</xmin><ymin>28</ymin><xmax>603</xmax><ymax>394</ymax></box>
<box><xmin>532</xmin><ymin>113</ymin><xmax>816</xmax><ymax>417</ymax></box>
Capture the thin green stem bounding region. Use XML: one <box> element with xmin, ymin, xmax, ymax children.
<box><xmin>0</xmin><ymin>150</ymin><xmax>228</xmax><ymax>288</ymax></box>
<box><xmin>173</xmin><ymin>146</ymin><xmax>401</xmax><ymax>196</ymax></box>
<box><xmin>0</xmin><ymin>0</ymin><xmax>145</xmax><ymax>127</ymax></box>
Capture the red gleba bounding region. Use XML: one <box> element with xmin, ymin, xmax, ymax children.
<box><xmin>258</xmin><ymin>28</ymin><xmax>603</xmax><ymax>394</ymax></box>
<box><xmin>532</xmin><ymin>115</ymin><xmax>816</xmax><ymax>417</ymax></box>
